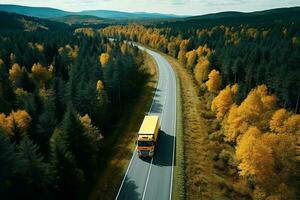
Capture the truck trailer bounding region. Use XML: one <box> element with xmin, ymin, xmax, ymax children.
<box><xmin>137</xmin><ymin>115</ymin><xmax>160</xmax><ymax>157</ymax></box>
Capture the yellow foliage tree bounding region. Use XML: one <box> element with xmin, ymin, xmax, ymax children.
<box><xmin>177</xmin><ymin>39</ymin><xmax>189</xmax><ymax>65</ymax></box>
<box><xmin>120</xmin><ymin>43</ymin><xmax>127</xmax><ymax>55</ymax></box>
<box><xmin>58</xmin><ymin>45</ymin><xmax>78</xmax><ymax>59</ymax></box>
<box><xmin>99</xmin><ymin>53</ymin><xmax>110</xmax><ymax>65</ymax></box>
<box><xmin>224</xmin><ymin>85</ymin><xmax>276</xmax><ymax>141</ymax></box>
<box><xmin>79</xmin><ymin>114</ymin><xmax>102</xmax><ymax>141</ymax></box>
<box><xmin>269</xmin><ymin>109</ymin><xmax>290</xmax><ymax>133</ymax></box>
<box><xmin>206</xmin><ymin>69</ymin><xmax>221</xmax><ymax>92</ymax></box>
<box><xmin>224</xmin><ymin>104</ymin><xmax>244</xmax><ymax>141</ymax></box>
<box><xmin>194</xmin><ymin>58</ymin><xmax>210</xmax><ymax>85</ymax></box>
<box><xmin>186</xmin><ymin>50</ymin><xmax>197</xmax><ymax>69</ymax></box>
<box><xmin>281</xmin><ymin>114</ymin><xmax>300</xmax><ymax>135</ymax></box>
<box><xmin>177</xmin><ymin>50</ymin><xmax>187</xmax><ymax>65</ymax></box>
<box><xmin>0</xmin><ymin>110</ymin><xmax>31</xmax><ymax>137</ymax></box>
<box><xmin>167</xmin><ymin>41</ymin><xmax>177</xmax><ymax>57</ymax></box>
<box><xmin>9</xmin><ymin>63</ymin><xmax>22</xmax><ymax>85</ymax></box>
<box><xmin>236</xmin><ymin>127</ymin><xmax>275</xmax><ymax>184</ymax></box>
<box><xmin>96</xmin><ymin>80</ymin><xmax>104</xmax><ymax>91</ymax></box>
<box><xmin>0</xmin><ymin>113</ymin><xmax>13</xmax><ymax>136</ymax></box>
<box><xmin>31</xmin><ymin>63</ymin><xmax>52</xmax><ymax>86</ymax></box>
<box><xmin>75</xmin><ymin>28</ymin><xmax>95</xmax><ymax>37</ymax></box>
<box><xmin>231</xmin><ymin>83</ymin><xmax>238</xmax><ymax>95</ymax></box>
<box><xmin>9</xmin><ymin>110</ymin><xmax>32</xmax><ymax>134</ymax></box>
<box><xmin>261</xmin><ymin>133</ymin><xmax>296</xmax><ymax>176</ymax></box>
<box><xmin>211</xmin><ymin>85</ymin><xmax>236</xmax><ymax>120</ymax></box>
<box><xmin>196</xmin><ymin>44</ymin><xmax>212</xmax><ymax>58</ymax></box>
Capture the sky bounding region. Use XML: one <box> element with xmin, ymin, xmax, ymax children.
<box><xmin>1</xmin><ymin>0</ymin><xmax>300</xmax><ymax>15</ymax></box>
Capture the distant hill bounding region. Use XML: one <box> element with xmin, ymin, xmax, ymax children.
<box><xmin>0</xmin><ymin>4</ymin><xmax>70</xmax><ymax>18</ymax></box>
<box><xmin>79</xmin><ymin>10</ymin><xmax>178</xmax><ymax>19</ymax></box>
<box><xmin>0</xmin><ymin>4</ymin><xmax>179</xmax><ymax>20</ymax></box>
<box><xmin>187</xmin><ymin>7</ymin><xmax>300</xmax><ymax>20</ymax></box>
<box><xmin>0</xmin><ymin>11</ymin><xmax>68</xmax><ymax>31</ymax></box>
<box><xmin>160</xmin><ymin>7</ymin><xmax>300</xmax><ymax>28</ymax></box>
<box><xmin>52</xmin><ymin>15</ymin><xmax>113</xmax><ymax>25</ymax></box>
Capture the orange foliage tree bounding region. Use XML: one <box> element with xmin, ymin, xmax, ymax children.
<box><xmin>194</xmin><ymin>58</ymin><xmax>210</xmax><ymax>85</ymax></box>
<box><xmin>206</xmin><ymin>69</ymin><xmax>221</xmax><ymax>93</ymax></box>
<box><xmin>211</xmin><ymin>84</ymin><xmax>237</xmax><ymax>120</ymax></box>
<box><xmin>0</xmin><ymin>110</ymin><xmax>31</xmax><ymax>137</ymax></box>
<box><xmin>9</xmin><ymin>63</ymin><xmax>22</xmax><ymax>85</ymax></box>
<box><xmin>224</xmin><ymin>85</ymin><xmax>276</xmax><ymax>142</ymax></box>
<box><xmin>99</xmin><ymin>53</ymin><xmax>110</xmax><ymax>66</ymax></box>
<box><xmin>236</xmin><ymin>127</ymin><xmax>275</xmax><ymax>184</ymax></box>
<box><xmin>31</xmin><ymin>63</ymin><xmax>52</xmax><ymax>86</ymax></box>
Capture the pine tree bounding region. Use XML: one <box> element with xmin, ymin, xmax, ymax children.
<box><xmin>13</xmin><ymin>137</ymin><xmax>53</xmax><ymax>200</ymax></box>
<box><xmin>50</xmin><ymin>129</ymin><xmax>84</xmax><ymax>199</ymax></box>
<box><xmin>0</xmin><ymin>132</ymin><xmax>16</xmax><ymax>197</ymax></box>
<box><xmin>60</xmin><ymin>106</ymin><xmax>97</xmax><ymax>179</ymax></box>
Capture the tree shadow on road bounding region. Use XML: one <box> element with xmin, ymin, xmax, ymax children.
<box><xmin>116</xmin><ymin>177</ymin><xmax>140</xmax><ymax>200</ymax></box>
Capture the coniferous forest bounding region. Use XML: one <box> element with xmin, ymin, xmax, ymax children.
<box><xmin>0</xmin><ymin>27</ymin><xmax>148</xmax><ymax>199</ymax></box>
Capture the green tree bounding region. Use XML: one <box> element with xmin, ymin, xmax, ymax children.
<box><xmin>50</xmin><ymin>129</ymin><xmax>84</xmax><ymax>199</ymax></box>
<box><xmin>13</xmin><ymin>137</ymin><xmax>53</xmax><ymax>200</ymax></box>
<box><xmin>0</xmin><ymin>132</ymin><xmax>16</xmax><ymax>197</ymax></box>
<box><xmin>60</xmin><ymin>106</ymin><xmax>97</xmax><ymax>179</ymax></box>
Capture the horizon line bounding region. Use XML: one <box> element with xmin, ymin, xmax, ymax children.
<box><xmin>0</xmin><ymin>3</ymin><xmax>299</xmax><ymax>17</ymax></box>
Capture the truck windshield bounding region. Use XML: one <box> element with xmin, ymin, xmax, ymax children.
<box><xmin>138</xmin><ymin>141</ymin><xmax>153</xmax><ymax>147</ymax></box>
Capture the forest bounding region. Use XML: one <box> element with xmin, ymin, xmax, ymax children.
<box><xmin>101</xmin><ymin>20</ymin><xmax>300</xmax><ymax>112</ymax></box>
<box><xmin>101</xmin><ymin>18</ymin><xmax>300</xmax><ymax>199</ymax></box>
<box><xmin>0</xmin><ymin>27</ymin><xmax>148</xmax><ymax>199</ymax></box>
<box><xmin>1</xmin><ymin>7</ymin><xmax>300</xmax><ymax>200</ymax></box>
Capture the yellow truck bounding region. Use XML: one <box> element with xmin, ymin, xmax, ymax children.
<box><xmin>137</xmin><ymin>115</ymin><xmax>160</xmax><ymax>157</ymax></box>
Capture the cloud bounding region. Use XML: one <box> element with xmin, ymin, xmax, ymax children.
<box><xmin>171</xmin><ymin>0</ymin><xmax>189</xmax><ymax>5</ymax></box>
<box><xmin>201</xmin><ymin>0</ymin><xmax>247</xmax><ymax>6</ymax></box>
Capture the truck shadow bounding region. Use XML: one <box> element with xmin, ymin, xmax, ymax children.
<box><xmin>116</xmin><ymin>177</ymin><xmax>140</xmax><ymax>200</ymax></box>
<box><xmin>140</xmin><ymin>130</ymin><xmax>175</xmax><ymax>167</ymax></box>
<box><xmin>153</xmin><ymin>130</ymin><xmax>174</xmax><ymax>167</ymax></box>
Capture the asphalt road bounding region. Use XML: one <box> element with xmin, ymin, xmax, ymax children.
<box><xmin>115</xmin><ymin>45</ymin><xmax>177</xmax><ymax>200</ymax></box>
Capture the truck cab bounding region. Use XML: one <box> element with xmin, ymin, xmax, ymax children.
<box><xmin>137</xmin><ymin>115</ymin><xmax>160</xmax><ymax>157</ymax></box>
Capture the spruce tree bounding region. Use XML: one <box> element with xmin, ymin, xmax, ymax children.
<box><xmin>13</xmin><ymin>137</ymin><xmax>52</xmax><ymax>200</ymax></box>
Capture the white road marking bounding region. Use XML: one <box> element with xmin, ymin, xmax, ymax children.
<box><xmin>169</xmin><ymin>66</ymin><xmax>177</xmax><ymax>200</ymax></box>
<box><xmin>115</xmin><ymin>147</ymin><xmax>137</xmax><ymax>200</ymax></box>
<box><xmin>115</xmin><ymin>49</ymin><xmax>160</xmax><ymax>200</ymax></box>
<box><xmin>140</xmin><ymin>51</ymin><xmax>168</xmax><ymax>200</ymax></box>
<box><xmin>115</xmin><ymin>46</ymin><xmax>177</xmax><ymax>200</ymax></box>
<box><xmin>142</xmin><ymin>157</ymin><xmax>153</xmax><ymax>200</ymax></box>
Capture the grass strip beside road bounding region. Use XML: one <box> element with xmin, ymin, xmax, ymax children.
<box><xmin>172</xmin><ymin>68</ymin><xmax>185</xmax><ymax>200</ymax></box>
<box><xmin>88</xmin><ymin>53</ymin><xmax>158</xmax><ymax>200</ymax></box>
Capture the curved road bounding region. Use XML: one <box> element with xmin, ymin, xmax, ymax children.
<box><xmin>115</xmin><ymin>45</ymin><xmax>177</xmax><ymax>200</ymax></box>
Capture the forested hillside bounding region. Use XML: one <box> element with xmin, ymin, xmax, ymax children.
<box><xmin>101</xmin><ymin>11</ymin><xmax>300</xmax><ymax>199</ymax></box>
<box><xmin>0</xmin><ymin>11</ymin><xmax>68</xmax><ymax>31</ymax></box>
<box><xmin>0</xmin><ymin>27</ymin><xmax>148</xmax><ymax>199</ymax></box>
<box><xmin>101</xmin><ymin>20</ymin><xmax>300</xmax><ymax>112</ymax></box>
